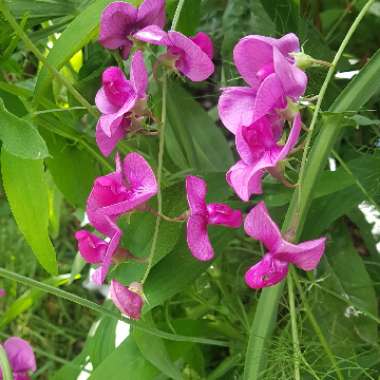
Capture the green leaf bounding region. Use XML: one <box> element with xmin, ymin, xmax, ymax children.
<box><xmin>133</xmin><ymin>314</ymin><xmax>183</xmax><ymax>380</ymax></box>
<box><xmin>42</xmin><ymin>131</ymin><xmax>100</xmax><ymax>207</ymax></box>
<box><xmin>166</xmin><ymin>81</ymin><xmax>233</xmax><ymax>172</ymax></box>
<box><xmin>33</xmin><ymin>0</ymin><xmax>139</xmax><ymax>101</ymax></box>
<box><xmin>1</xmin><ymin>150</ymin><xmax>57</xmax><ymax>274</ymax></box>
<box><xmin>0</xmin><ymin>98</ymin><xmax>48</xmax><ymax>159</ymax></box>
<box><xmin>88</xmin><ymin>337</ymin><xmax>158</xmax><ymax>380</ymax></box>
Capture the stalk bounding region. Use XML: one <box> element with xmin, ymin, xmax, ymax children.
<box><xmin>0</xmin><ymin>345</ymin><xmax>13</xmax><ymax>380</ymax></box>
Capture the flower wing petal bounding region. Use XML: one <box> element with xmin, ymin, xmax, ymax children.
<box><xmin>4</xmin><ymin>337</ymin><xmax>36</xmax><ymax>374</ymax></box>
<box><xmin>185</xmin><ymin>176</ymin><xmax>207</xmax><ymax>214</ymax></box>
<box><xmin>187</xmin><ymin>214</ymin><xmax>214</xmax><ymax>261</ymax></box>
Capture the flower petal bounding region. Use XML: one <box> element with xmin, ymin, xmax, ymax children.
<box><xmin>95</xmin><ymin>87</ymin><xmax>118</xmax><ymax>115</ymax></box>
<box><xmin>245</xmin><ymin>254</ymin><xmax>289</xmax><ymax>289</ymax></box>
<box><xmin>218</xmin><ymin>87</ymin><xmax>257</xmax><ymax>134</ymax></box>
<box><xmin>134</xmin><ymin>25</ymin><xmax>170</xmax><ymax>45</ymax></box>
<box><xmin>0</xmin><ymin>289</ymin><xmax>5</xmax><ymax>297</ymax></box>
<box><xmin>185</xmin><ymin>175</ymin><xmax>207</xmax><ymax>214</ymax></box>
<box><xmin>276</xmin><ymin>33</ymin><xmax>300</xmax><ymax>56</ymax></box>
<box><xmin>244</xmin><ymin>201</ymin><xmax>282</xmax><ymax>251</ymax></box>
<box><xmin>74</xmin><ymin>230</ymin><xmax>107</xmax><ymax>264</ymax></box>
<box><xmin>110</xmin><ymin>280</ymin><xmax>143</xmax><ymax>319</ymax></box>
<box><xmin>136</xmin><ymin>0</ymin><xmax>166</xmax><ymax>29</ymax></box>
<box><xmin>96</xmin><ymin>117</ymin><xmax>129</xmax><ymax>157</ymax></box>
<box><xmin>99</xmin><ymin>2</ymin><xmax>137</xmax><ymax>50</ymax></box>
<box><xmin>207</xmin><ymin>203</ymin><xmax>242</xmax><ymax>228</ymax></box>
<box><xmin>275</xmin><ymin>237</ymin><xmax>326</xmax><ymax>271</ymax></box>
<box><xmin>168</xmin><ymin>31</ymin><xmax>214</xmax><ymax>82</ymax></box>
<box><xmin>190</xmin><ymin>32</ymin><xmax>214</xmax><ymax>59</ymax></box>
<box><xmin>187</xmin><ymin>214</ymin><xmax>214</xmax><ymax>261</ymax></box>
<box><xmin>226</xmin><ymin>160</ymin><xmax>265</xmax><ymax>201</ymax></box>
<box><xmin>4</xmin><ymin>337</ymin><xmax>36</xmax><ymax>374</ymax></box>
<box><xmin>130</xmin><ymin>50</ymin><xmax>148</xmax><ymax>98</ymax></box>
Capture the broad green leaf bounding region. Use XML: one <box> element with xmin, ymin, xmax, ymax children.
<box><xmin>133</xmin><ymin>314</ymin><xmax>183</xmax><ymax>380</ymax></box>
<box><xmin>34</xmin><ymin>0</ymin><xmax>139</xmax><ymax>100</ymax></box>
<box><xmin>0</xmin><ymin>98</ymin><xmax>48</xmax><ymax>159</ymax></box>
<box><xmin>88</xmin><ymin>337</ymin><xmax>158</xmax><ymax>380</ymax></box>
<box><xmin>1</xmin><ymin>150</ymin><xmax>57</xmax><ymax>274</ymax></box>
<box><xmin>0</xmin><ymin>274</ymin><xmax>70</xmax><ymax>328</ymax></box>
<box><xmin>42</xmin><ymin>131</ymin><xmax>100</xmax><ymax>207</ymax></box>
<box><xmin>166</xmin><ymin>82</ymin><xmax>233</xmax><ymax>172</ymax></box>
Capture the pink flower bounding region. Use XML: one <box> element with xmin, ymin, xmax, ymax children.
<box><xmin>218</xmin><ymin>33</ymin><xmax>307</xmax><ymax>133</ymax></box>
<box><xmin>86</xmin><ymin>153</ymin><xmax>157</xmax><ymax>284</ymax></box>
<box><xmin>110</xmin><ymin>280</ymin><xmax>143</xmax><ymax>320</ymax></box>
<box><xmin>99</xmin><ymin>0</ymin><xmax>165</xmax><ymax>59</ymax></box>
<box><xmin>227</xmin><ymin>113</ymin><xmax>301</xmax><ymax>201</ymax></box>
<box><xmin>0</xmin><ymin>337</ymin><xmax>36</xmax><ymax>380</ymax></box>
<box><xmin>0</xmin><ymin>289</ymin><xmax>5</xmax><ymax>297</ymax></box>
<box><xmin>134</xmin><ymin>26</ymin><xmax>214</xmax><ymax>81</ymax></box>
<box><xmin>244</xmin><ymin>202</ymin><xmax>325</xmax><ymax>289</ymax></box>
<box><xmin>186</xmin><ymin>176</ymin><xmax>242</xmax><ymax>261</ymax></box>
<box><xmin>75</xmin><ymin>230</ymin><xmax>108</xmax><ymax>264</ymax></box>
<box><xmin>95</xmin><ymin>51</ymin><xmax>148</xmax><ymax>156</ymax></box>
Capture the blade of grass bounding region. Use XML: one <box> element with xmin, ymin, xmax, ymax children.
<box><xmin>0</xmin><ymin>344</ymin><xmax>13</xmax><ymax>380</ymax></box>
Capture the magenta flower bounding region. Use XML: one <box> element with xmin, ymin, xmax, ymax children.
<box><xmin>75</xmin><ymin>230</ymin><xmax>108</xmax><ymax>264</ymax></box>
<box><xmin>0</xmin><ymin>289</ymin><xmax>5</xmax><ymax>297</ymax></box>
<box><xmin>0</xmin><ymin>337</ymin><xmax>36</xmax><ymax>380</ymax></box>
<box><xmin>227</xmin><ymin>113</ymin><xmax>301</xmax><ymax>201</ymax></box>
<box><xmin>110</xmin><ymin>280</ymin><xmax>143</xmax><ymax>320</ymax></box>
<box><xmin>186</xmin><ymin>176</ymin><xmax>242</xmax><ymax>261</ymax></box>
<box><xmin>95</xmin><ymin>51</ymin><xmax>148</xmax><ymax>156</ymax></box>
<box><xmin>99</xmin><ymin>0</ymin><xmax>165</xmax><ymax>59</ymax></box>
<box><xmin>218</xmin><ymin>33</ymin><xmax>307</xmax><ymax>133</ymax></box>
<box><xmin>134</xmin><ymin>26</ymin><xmax>214</xmax><ymax>81</ymax></box>
<box><xmin>244</xmin><ymin>202</ymin><xmax>325</xmax><ymax>289</ymax></box>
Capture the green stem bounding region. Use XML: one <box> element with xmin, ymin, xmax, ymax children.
<box><xmin>170</xmin><ymin>0</ymin><xmax>186</xmax><ymax>30</ymax></box>
<box><xmin>287</xmin><ymin>275</ymin><xmax>301</xmax><ymax>380</ymax></box>
<box><xmin>141</xmin><ymin>75</ymin><xmax>167</xmax><ymax>284</ymax></box>
<box><xmin>0</xmin><ymin>344</ymin><xmax>13</xmax><ymax>380</ymax></box>
<box><xmin>0</xmin><ymin>0</ymin><xmax>98</xmax><ymax>118</ymax></box>
<box><xmin>0</xmin><ymin>268</ymin><xmax>228</xmax><ymax>347</ymax></box>
<box><xmin>298</xmin><ymin>0</ymin><xmax>375</xmax><ymax>209</ymax></box>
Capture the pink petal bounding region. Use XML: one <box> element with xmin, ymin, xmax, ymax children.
<box><xmin>207</xmin><ymin>203</ymin><xmax>242</xmax><ymax>228</ymax></box>
<box><xmin>121</xmin><ymin>40</ymin><xmax>133</xmax><ymax>60</ymax></box>
<box><xmin>273</xmin><ymin>47</ymin><xmax>307</xmax><ymax>99</ymax></box>
<box><xmin>226</xmin><ymin>160</ymin><xmax>265</xmax><ymax>201</ymax></box>
<box><xmin>276</xmin><ymin>33</ymin><xmax>300</xmax><ymax>56</ymax></box>
<box><xmin>253</xmin><ymin>73</ymin><xmax>285</xmax><ymax>123</ymax></box>
<box><xmin>136</xmin><ymin>0</ymin><xmax>166</xmax><ymax>29</ymax></box>
<box><xmin>74</xmin><ymin>230</ymin><xmax>107</xmax><ymax>264</ymax></box>
<box><xmin>168</xmin><ymin>31</ymin><xmax>214</xmax><ymax>82</ymax></box>
<box><xmin>245</xmin><ymin>254</ymin><xmax>289</xmax><ymax>289</ymax></box>
<box><xmin>130</xmin><ymin>50</ymin><xmax>148</xmax><ymax>98</ymax></box>
<box><xmin>3</xmin><ymin>337</ymin><xmax>36</xmax><ymax>374</ymax></box>
<box><xmin>186</xmin><ymin>214</ymin><xmax>214</xmax><ymax>261</ymax></box>
<box><xmin>275</xmin><ymin>237</ymin><xmax>326</xmax><ymax>271</ymax></box>
<box><xmin>134</xmin><ymin>25</ymin><xmax>170</xmax><ymax>45</ymax></box>
<box><xmin>95</xmin><ymin>87</ymin><xmax>118</xmax><ymax>115</ymax></box>
<box><xmin>99</xmin><ymin>2</ymin><xmax>137</xmax><ymax>50</ymax></box>
<box><xmin>190</xmin><ymin>32</ymin><xmax>214</xmax><ymax>59</ymax></box>
<box><xmin>110</xmin><ymin>280</ymin><xmax>143</xmax><ymax>319</ymax></box>
<box><xmin>96</xmin><ymin>117</ymin><xmax>129</xmax><ymax>157</ymax></box>
<box><xmin>217</xmin><ymin>87</ymin><xmax>257</xmax><ymax>134</ymax></box>
<box><xmin>244</xmin><ymin>201</ymin><xmax>282</xmax><ymax>251</ymax></box>
<box><xmin>0</xmin><ymin>289</ymin><xmax>5</xmax><ymax>297</ymax></box>
<box><xmin>186</xmin><ymin>176</ymin><xmax>207</xmax><ymax>214</ymax></box>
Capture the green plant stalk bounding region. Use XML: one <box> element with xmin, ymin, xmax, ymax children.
<box><xmin>0</xmin><ymin>0</ymin><xmax>98</xmax><ymax>118</ymax></box>
<box><xmin>170</xmin><ymin>0</ymin><xmax>186</xmax><ymax>30</ymax></box>
<box><xmin>287</xmin><ymin>274</ymin><xmax>301</xmax><ymax>380</ymax></box>
<box><xmin>0</xmin><ymin>267</ymin><xmax>228</xmax><ymax>347</ymax></box>
<box><xmin>0</xmin><ymin>344</ymin><xmax>13</xmax><ymax>380</ymax></box>
<box><xmin>243</xmin><ymin>1</ymin><xmax>375</xmax><ymax>379</ymax></box>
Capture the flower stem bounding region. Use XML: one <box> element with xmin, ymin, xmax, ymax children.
<box><xmin>297</xmin><ymin>0</ymin><xmax>375</xmax><ymax>208</ymax></box>
<box><xmin>171</xmin><ymin>0</ymin><xmax>186</xmax><ymax>31</ymax></box>
<box><xmin>0</xmin><ymin>0</ymin><xmax>98</xmax><ymax>118</ymax></box>
<box><xmin>287</xmin><ymin>274</ymin><xmax>301</xmax><ymax>380</ymax></box>
<box><xmin>0</xmin><ymin>267</ymin><xmax>228</xmax><ymax>347</ymax></box>
<box><xmin>0</xmin><ymin>344</ymin><xmax>13</xmax><ymax>380</ymax></box>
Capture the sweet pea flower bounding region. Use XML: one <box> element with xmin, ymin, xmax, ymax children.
<box><xmin>86</xmin><ymin>152</ymin><xmax>157</xmax><ymax>284</ymax></box>
<box><xmin>244</xmin><ymin>202</ymin><xmax>325</xmax><ymax>289</ymax></box>
<box><xmin>99</xmin><ymin>0</ymin><xmax>165</xmax><ymax>59</ymax></box>
<box><xmin>218</xmin><ymin>33</ymin><xmax>307</xmax><ymax>134</ymax></box>
<box><xmin>0</xmin><ymin>289</ymin><xmax>5</xmax><ymax>297</ymax></box>
<box><xmin>95</xmin><ymin>51</ymin><xmax>148</xmax><ymax>156</ymax></box>
<box><xmin>186</xmin><ymin>176</ymin><xmax>242</xmax><ymax>261</ymax></box>
<box><xmin>110</xmin><ymin>280</ymin><xmax>143</xmax><ymax>320</ymax></box>
<box><xmin>134</xmin><ymin>26</ymin><xmax>214</xmax><ymax>81</ymax></box>
<box><xmin>0</xmin><ymin>337</ymin><xmax>36</xmax><ymax>380</ymax></box>
<box><xmin>227</xmin><ymin>113</ymin><xmax>301</xmax><ymax>201</ymax></box>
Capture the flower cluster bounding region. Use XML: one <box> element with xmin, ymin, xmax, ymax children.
<box><xmin>75</xmin><ymin>1</ymin><xmax>327</xmax><ymax>320</ymax></box>
<box><xmin>75</xmin><ymin>0</ymin><xmax>216</xmax><ymax>320</ymax></box>
<box><xmin>0</xmin><ymin>337</ymin><xmax>36</xmax><ymax>380</ymax></box>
